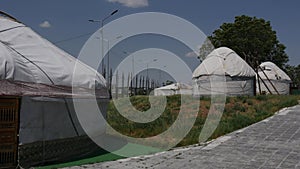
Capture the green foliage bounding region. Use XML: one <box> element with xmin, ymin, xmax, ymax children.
<box><xmin>233</xmin><ymin>102</ymin><xmax>246</xmax><ymax>112</ymax></box>
<box><xmin>236</xmin><ymin>95</ymin><xmax>247</xmax><ymax>103</ymax></box>
<box><xmin>208</xmin><ymin>15</ymin><xmax>289</xmax><ymax>68</ymax></box>
<box><xmin>198</xmin><ymin>38</ymin><xmax>214</xmax><ymax>61</ymax></box>
<box><xmin>285</xmin><ymin>64</ymin><xmax>300</xmax><ymax>88</ymax></box>
<box><xmin>256</xmin><ymin>95</ymin><xmax>267</xmax><ymax>101</ymax></box>
<box><xmin>108</xmin><ymin>95</ymin><xmax>300</xmax><ymax>147</ymax></box>
<box><xmin>225</xmin><ymin>97</ymin><xmax>231</xmax><ymax>104</ymax></box>
<box><xmin>246</xmin><ymin>99</ymin><xmax>254</xmax><ymax>105</ymax></box>
<box><xmin>129</xmin><ymin>96</ymin><xmax>151</xmax><ymax>111</ymax></box>
<box><xmin>276</xmin><ymin>96</ymin><xmax>298</xmax><ymax>108</ymax></box>
<box><xmin>107</xmin><ymin>95</ymin><xmax>181</xmax><ymax>138</ymax></box>
<box><xmin>200</xmin><ymin>96</ymin><xmax>211</xmax><ymax>101</ymax></box>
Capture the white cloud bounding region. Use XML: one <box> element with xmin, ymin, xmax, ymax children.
<box><xmin>39</xmin><ymin>21</ymin><xmax>51</xmax><ymax>28</ymax></box>
<box><xmin>107</xmin><ymin>0</ymin><xmax>148</xmax><ymax>8</ymax></box>
<box><xmin>185</xmin><ymin>51</ymin><xmax>198</xmax><ymax>58</ymax></box>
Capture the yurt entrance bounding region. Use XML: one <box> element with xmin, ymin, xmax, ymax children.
<box><xmin>0</xmin><ymin>98</ymin><xmax>19</xmax><ymax>169</ymax></box>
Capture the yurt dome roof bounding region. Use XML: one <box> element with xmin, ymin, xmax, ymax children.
<box><xmin>258</xmin><ymin>62</ymin><xmax>291</xmax><ymax>81</ymax></box>
<box><xmin>0</xmin><ymin>12</ymin><xmax>106</xmax><ymax>90</ymax></box>
<box><xmin>193</xmin><ymin>47</ymin><xmax>256</xmax><ymax>78</ymax></box>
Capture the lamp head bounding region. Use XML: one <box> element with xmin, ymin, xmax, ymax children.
<box><xmin>111</xmin><ymin>9</ymin><xmax>119</xmax><ymax>16</ymax></box>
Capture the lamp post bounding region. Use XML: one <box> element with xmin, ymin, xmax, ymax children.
<box><xmin>122</xmin><ymin>51</ymin><xmax>135</xmax><ymax>77</ymax></box>
<box><xmin>146</xmin><ymin>59</ymin><xmax>157</xmax><ymax>94</ymax></box>
<box><xmin>146</xmin><ymin>59</ymin><xmax>158</xmax><ymax>80</ymax></box>
<box><xmin>123</xmin><ymin>51</ymin><xmax>135</xmax><ymax>95</ymax></box>
<box><xmin>89</xmin><ymin>9</ymin><xmax>119</xmax><ymax>78</ymax></box>
<box><xmin>159</xmin><ymin>65</ymin><xmax>166</xmax><ymax>87</ymax></box>
<box><xmin>102</xmin><ymin>35</ymin><xmax>122</xmax><ymax>98</ymax></box>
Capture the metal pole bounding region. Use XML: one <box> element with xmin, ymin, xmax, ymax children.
<box><xmin>147</xmin><ymin>63</ymin><xmax>149</xmax><ymax>95</ymax></box>
<box><xmin>132</xmin><ymin>54</ymin><xmax>135</xmax><ymax>95</ymax></box>
<box><xmin>146</xmin><ymin>63</ymin><xmax>149</xmax><ymax>83</ymax></box>
<box><xmin>107</xmin><ymin>40</ymin><xmax>110</xmax><ymax>85</ymax></box>
<box><xmin>101</xmin><ymin>21</ymin><xmax>104</xmax><ymax>77</ymax></box>
<box><xmin>146</xmin><ymin>59</ymin><xmax>157</xmax><ymax>95</ymax></box>
<box><xmin>132</xmin><ymin>54</ymin><xmax>135</xmax><ymax>78</ymax></box>
<box><xmin>88</xmin><ymin>9</ymin><xmax>119</xmax><ymax>78</ymax></box>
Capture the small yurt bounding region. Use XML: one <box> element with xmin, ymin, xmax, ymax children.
<box><xmin>0</xmin><ymin>11</ymin><xmax>109</xmax><ymax>168</ymax></box>
<box><xmin>257</xmin><ymin>62</ymin><xmax>292</xmax><ymax>95</ymax></box>
<box><xmin>193</xmin><ymin>47</ymin><xmax>256</xmax><ymax>96</ymax></box>
<box><xmin>154</xmin><ymin>83</ymin><xmax>193</xmax><ymax>96</ymax></box>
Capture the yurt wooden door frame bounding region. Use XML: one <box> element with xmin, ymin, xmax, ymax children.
<box><xmin>257</xmin><ymin>66</ymin><xmax>279</xmax><ymax>95</ymax></box>
<box><xmin>0</xmin><ymin>97</ymin><xmax>19</xmax><ymax>169</ymax></box>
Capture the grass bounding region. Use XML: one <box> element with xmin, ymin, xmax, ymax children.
<box><xmin>108</xmin><ymin>95</ymin><xmax>300</xmax><ymax>147</ymax></box>
<box><xmin>209</xmin><ymin>95</ymin><xmax>299</xmax><ymax>139</ymax></box>
<box><xmin>35</xmin><ymin>94</ymin><xmax>300</xmax><ymax>168</ymax></box>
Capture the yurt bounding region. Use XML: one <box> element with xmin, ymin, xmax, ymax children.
<box><xmin>0</xmin><ymin>12</ymin><xmax>109</xmax><ymax>168</ymax></box>
<box><xmin>257</xmin><ymin>62</ymin><xmax>292</xmax><ymax>95</ymax></box>
<box><xmin>193</xmin><ymin>47</ymin><xmax>256</xmax><ymax>96</ymax></box>
<box><xmin>154</xmin><ymin>83</ymin><xmax>193</xmax><ymax>96</ymax></box>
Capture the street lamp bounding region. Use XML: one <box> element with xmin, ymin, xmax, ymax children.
<box><xmin>89</xmin><ymin>9</ymin><xmax>119</xmax><ymax>77</ymax></box>
<box><xmin>102</xmin><ymin>35</ymin><xmax>122</xmax><ymax>98</ymax></box>
<box><xmin>123</xmin><ymin>51</ymin><xmax>135</xmax><ymax>95</ymax></box>
<box><xmin>159</xmin><ymin>65</ymin><xmax>167</xmax><ymax>87</ymax></box>
<box><xmin>146</xmin><ymin>59</ymin><xmax>157</xmax><ymax>94</ymax></box>
<box><xmin>146</xmin><ymin>59</ymin><xmax>158</xmax><ymax>80</ymax></box>
<box><xmin>122</xmin><ymin>51</ymin><xmax>135</xmax><ymax>77</ymax></box>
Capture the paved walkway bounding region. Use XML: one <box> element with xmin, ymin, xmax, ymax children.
<box><xmin>66</xmin><ymin>105</ymin><xmax>300</xmax><ymax>169</ymax></box>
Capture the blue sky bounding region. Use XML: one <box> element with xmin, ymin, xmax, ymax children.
<box><xmin>1</xmin><ymin>0</ymin><xmax>300</xmax><ymax>66</ymax></box>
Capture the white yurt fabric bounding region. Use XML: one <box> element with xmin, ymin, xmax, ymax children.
<box><xmin>258</xmin><ymin>62</ymin><xmax>291</xmax><ymax>81</ymax></box>
<box><xmin>0</xmin><ymin>15</ymin><xmax>109</xmax><ymax>141</ymax></box>
<box><xmin>193</xmin><ymin>47</ymin><xmax>256</xmax><ymax>78</ymax></box>
<box><xmin>0</xmin><ymin>13</ymin><xmax>109</xmax><ymax>167</ymax></box>
<box><xmin>193</xmin><ymin>47</ymin><xmax>256</xmax><ymax>96</ymax></box>
<box><xmin>257</xmin><ymin>62</ymin><xmax>291</xmax><ymax>95</ymax></box>
<box><xmin>154</xmin><ymin>83</ymin><xmax>193</xmax><ymax>96</ymax></box>
<box><xmin>0</xmin><ymin>17</ymin><xmax>106</xmax><ymax>91</ymax></box>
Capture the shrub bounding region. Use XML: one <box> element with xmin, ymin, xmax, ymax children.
<box><xmin>107</xmin><ymin>95</ymin><xmax>300</xmax><ymax>148</ymax></box>
<box><xmin>256</xmin><ymin>95</ymin><xmax>267</xmax><ymax>101</ymax></box>
<box><xmin>246</xmin><ymin>99</ymin><xmax>254</xmax><ymax>105</ymax></box>
<box><xmin>233</xmin><ymin>102</ymin><xmax>246</xmax><ymax>112</ymax></box>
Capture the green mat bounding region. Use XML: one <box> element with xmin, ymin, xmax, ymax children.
<box><xmin>35</xmin><ymin>143</ymin><xmax>161</xmax><ymax>169</ymax></box>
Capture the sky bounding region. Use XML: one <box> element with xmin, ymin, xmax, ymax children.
<box><xmin>1</xmin><ymin>0</ymin><xmax>300</xmax><ymax>82</ymax></box>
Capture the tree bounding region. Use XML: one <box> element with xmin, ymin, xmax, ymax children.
<box><xmin>198</xmin><ymin>38</ymin><xmax>214</xmax><ymax>61</ymax></box>
<box><xmin>285</xmin><ymin>64</ymin><xmax>300</xmax><ymax>87</ymax></box>
<box><xmin>207</xmin><ymin>15</ymin><xmax>289</xmax><ymax>69</ymax></box>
